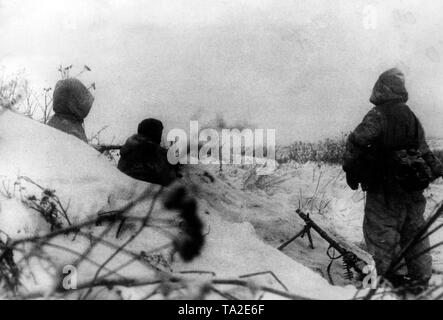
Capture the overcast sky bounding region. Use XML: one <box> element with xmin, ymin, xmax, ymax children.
<box><xmin>1</xmin><ymin>0</ymin><xmax>443</xmax><ymax>144</ymax></box>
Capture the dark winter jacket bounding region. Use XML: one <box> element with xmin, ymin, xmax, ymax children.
<box><xmin>117</xmin><ymin>134</ymin><xmax>177</xmax><ymax>186</ymax></box>
<box><xmin>47</xmin><ymin>78</ymin><xmax>94</xmax><ymax>142</ymax></box>
<box><xmin>343</xmin><ymin>68</ymin><xmax>443</xmax><ymax>192</ymax></box>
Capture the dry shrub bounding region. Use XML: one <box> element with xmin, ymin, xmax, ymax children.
<box><xmin>277</xmin><ymin>133</ymin><xmax>348</xmax><ymax>165</ymax></box>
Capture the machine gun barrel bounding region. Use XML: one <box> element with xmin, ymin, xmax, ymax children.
<box><xmin>91</xmin><ymin>144</ymin><xmax>122</xmax><ymax>153</ymax></box>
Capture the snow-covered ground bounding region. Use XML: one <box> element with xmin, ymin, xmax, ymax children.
<box><xmin>0</xmin><ymin>109</ymin><xmax>363</xmax><ymax>300</ymax></box>
<box><xmin>1</xmin><ymin>108</ymin><xmax>443</xmax><ymax>299</ymax></box>
<box><xmin>201</xmin><ymin>152</ymin><xmax>443</xmax><ymax>294</ymax></box>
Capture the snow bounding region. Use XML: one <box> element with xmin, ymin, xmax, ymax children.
<box><xmin>428</xmin><ymin>138</ymin><xmax>443</xmax><ymax>151</ymax></box>
<box><xmin>0</xmin><ymin>109</ymin><xmax>362</xmax><ymax>300</ymax></box>
<box><xmin>199</xmin><ymin>156</ymin><xmax>443</xmax><ymax>293</ymax></box>
<box><xmin>196</xmin><ymin>161</ymin><xmax>373</xmax><ymax>286</ymax></box>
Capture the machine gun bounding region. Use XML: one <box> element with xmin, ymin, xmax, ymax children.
<box><xmin>278</xmin><ymin>209</ymin><xmax>368</xmax><ymax>282</ymax></box>
<box><xmin>91</xmin><ymin>144</ymin><xmax>122</xmax><ymax>153</ymax></box>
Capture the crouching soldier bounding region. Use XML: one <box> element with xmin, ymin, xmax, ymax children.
<box><xmin>47</xmin><ymin>78</ymin><xmax>94</xmax><ymax>143</ymax></box>
<box><xmin>343</xmin><ymin>68</ymin><xmax>443</xmax><ymax>293</ymax></box>
<box><xmin>118</xmin><ymin>118</ymin><xmax>179</xmax><ymax>186</ymax></box>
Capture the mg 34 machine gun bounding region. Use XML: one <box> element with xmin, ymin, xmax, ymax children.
<box><xmin>278</xmin><ymin>209</ymin><xmax>370</xmax><ymax>283</ymax></box>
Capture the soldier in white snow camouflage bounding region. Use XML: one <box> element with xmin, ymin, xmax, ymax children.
<box><xmin>47</xmin><ymin>78</ymin><xmax>94</xmax><ymax>143</ymax></box>
<box><xmin>343</xmin><ymin>68</ymin><xmax>443</xmax><ymax>291</ymax></box>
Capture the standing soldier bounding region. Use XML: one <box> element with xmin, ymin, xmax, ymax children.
<box><xmin>343</xmin><ymin>68</ymin><xmax>443</xmax><ymax>293</ymax></box>
<box><xmin>47</xmin><ymin>78</ymin><xmax>94</xmax><ymax>143</ymax></box>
